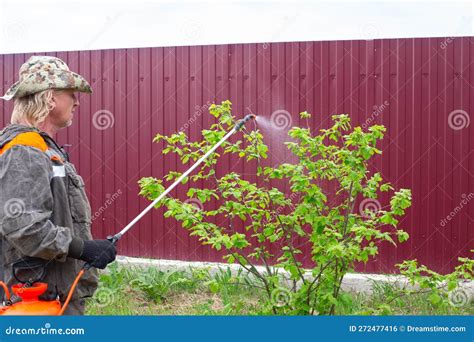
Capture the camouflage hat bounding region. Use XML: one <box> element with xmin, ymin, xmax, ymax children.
<box><xmin>0</xmin><ymin>56</ymin><xmax>92</xmax><ymax>101</ymax></box>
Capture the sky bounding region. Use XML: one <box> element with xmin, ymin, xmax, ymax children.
<box><xmin>0</xmin><ymin>0</ymin><xmax>472</xmax><ymax>54</ymax></box>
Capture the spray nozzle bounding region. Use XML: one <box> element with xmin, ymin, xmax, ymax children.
<box><xmin>235</xmin><ymin>114</ymin><xmax>257</xmax><ymax>130</ymax></box>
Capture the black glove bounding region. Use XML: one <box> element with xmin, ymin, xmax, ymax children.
<box><xmin>68</xmin><ymin>238</ymin><xmax>116</xmax><ymax>269</ymax></box>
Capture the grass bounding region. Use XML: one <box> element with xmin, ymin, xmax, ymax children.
<box><xmin>340</xmin><ymin>281</ymin><xmax>473</xmax><ymax>315</ymax></box>
<box><xmin>86</xmin><ymin>262</ymin><xmax>473</xmax><ymax>315</ymax></box>
<box><xmin>86</xmin><ymin>263</ymin><xmax>263</xmax><ymax>315</ymax></box>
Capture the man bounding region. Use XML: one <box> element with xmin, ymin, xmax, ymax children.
<box><xmin>0</xmin><ymin>56</ymin><xmax>116</xmax><ymax>315</ymax></box>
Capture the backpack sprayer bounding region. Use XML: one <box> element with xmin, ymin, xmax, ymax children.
<box><xmin>0</xmin><ymin>114</ymin><xmax>256</xmax><ymax>315</ymax></box>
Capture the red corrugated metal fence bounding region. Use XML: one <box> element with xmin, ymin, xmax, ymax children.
<box><xmin>1</xmin><ymin>37</ymin><xmax>473</xmax><ymax>274</ymax></box>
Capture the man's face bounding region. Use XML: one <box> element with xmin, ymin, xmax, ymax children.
<box><xmin>49</xmin><ymin>89</ymin><xmax>80</xmax><ymax>128</ymax></box>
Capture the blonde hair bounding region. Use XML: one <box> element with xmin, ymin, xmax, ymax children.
<box><xmin>10</xmin><ymin>89</ymin><xmax>54</xmax><ymax>126</ymax></box>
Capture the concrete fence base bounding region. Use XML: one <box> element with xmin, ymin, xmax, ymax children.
<box><xmin>115</xmin><ymin>255</ymin><xmax>473</xmax><ymax>299</ymax></box>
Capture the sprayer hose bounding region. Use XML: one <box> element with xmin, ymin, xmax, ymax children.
<box><xmin>58</xmin><ymin>269</ymin><xmax>85</xmax><ymax>315</ymax></box>
<box><xmin>0</xmin><ymin>281</ymin><xmax>11</xmax><ymax>301</ymax></box>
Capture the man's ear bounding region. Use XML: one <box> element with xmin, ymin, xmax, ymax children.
<box><xmin>48</xmin><ymin>91</ymin><xmax>59</xmax><ymax>110</ymax></box>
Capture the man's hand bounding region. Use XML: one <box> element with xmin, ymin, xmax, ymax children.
<box><xmin>68</xmin><ymin>238</ymin><xmax>116</xmax><ymax>269</ymax></box>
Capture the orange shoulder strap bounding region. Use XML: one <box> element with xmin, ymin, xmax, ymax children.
<box><xmin>0</xmin><ymin>132</ymin><xmax>48</xmax><ymax>156</ymax></box>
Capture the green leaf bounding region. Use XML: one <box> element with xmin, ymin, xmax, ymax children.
<box><xmin>447</xmin><ymin>280</ymin><xmax>457</xmax><ymax>291</ymax></box>
<box><xmin>428</xmin><ymin>293</ymin><xmax>441</xmax><ymax>305</ymax></box>
<box><xmin>380</xmin><ymin>213</ymin><xmax>395</xmax><ymax>225</ymax></box>
<box><xmin>300</xmin><ymin>111</ymin><xmax>311</xmax><ymax>119</ymax></box>
<box><xmin>288</xmin><ymin>265</ymin><xmax>300</xmax><ymax>278</ymax></box>
<box><xmin>209</xmin><ymin>281</ymin><xmax>220</xmax><ymax>293</ymax></box>
<box><xmin>359</xmin><ymin>250</ymin><xmax>369</xmax><ymax>263</ymax></box>
<box><xmin>396</xmin><ymin>230</ymin><xmax>409</xmax><ymax>243</ymax></box>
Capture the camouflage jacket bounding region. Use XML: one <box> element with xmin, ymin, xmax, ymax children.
<box><xmin>0</xmin><ymin>124</ymin><xmax>98</xmax><ymax>301</ymax></box>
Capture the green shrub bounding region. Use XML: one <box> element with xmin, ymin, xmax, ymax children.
<box><xmin>139</xmin><ymin>100</ymin><xmax>416</xmax><ymax>314</ymax></box>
